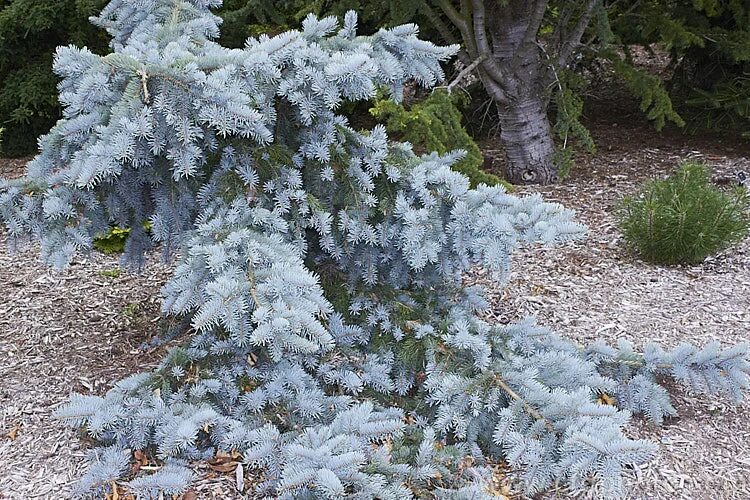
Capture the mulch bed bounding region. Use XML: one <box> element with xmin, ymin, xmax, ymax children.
<box><xmin>0</xmin><ymin>111</ymin><xmax>749</xmax><ymax>498</ymax></box>
<box><xmin>481</xmin><ymin>113</ymin><xmax>750</xmax><ymax>499</ymax></box>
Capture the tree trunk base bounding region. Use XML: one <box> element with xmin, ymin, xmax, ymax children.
<box><xmin>499</xmin><ymin>99</ymin><xmax>558</xmax><ymax>185</ymax></box>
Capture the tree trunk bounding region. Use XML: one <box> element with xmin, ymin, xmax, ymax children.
<box><xmin>481</xmin><ymin>0</ymin><xmax>559</xmax><ymax>185</ymax></box>
<box><xmin>435</xmin><ymin>0</ymin><xmax>600</xmax><ymax>184</ymax></box>
<box><xmin>498</xmin><ymin>96</ymin><xmax>558</xmax><ymax>184</ymax></box>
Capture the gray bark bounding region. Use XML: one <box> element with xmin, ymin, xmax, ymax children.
<box><xmin>498</xmin><ymin>97</ymin><xmax>558</xmax><ymax>184</ymax></box>
<box><xmin>485</xmin><ymin>0</ymin><xmax>558</xmax><ymax>184</ymax></box>
<box><xmin>433</xmin><ymin>0</ymin><xmax>599</xmax><ymax>184</ymax></box>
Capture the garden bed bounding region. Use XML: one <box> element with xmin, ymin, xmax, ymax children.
<box><xmin>1</xmin><ymin>116</ymin><xmax>749</xmax><ymax>498</ymax></box>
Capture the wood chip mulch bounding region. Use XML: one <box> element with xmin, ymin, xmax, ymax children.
<box><xmin>1</xmin><ymin>124</ymin><xmax>749</xmax><ymax>499</ymax></box>
<box><xmin>478</xmin><ymin>129</ymin><xmax>750</xmax><ymax>499</ymax></box>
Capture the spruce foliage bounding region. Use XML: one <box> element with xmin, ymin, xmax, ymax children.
<box><xmin>1</xmin><ymin>2</ymin><xmax>749</xmax><ymax>498</ymax></box>
<box><xmin>619</xmin><ymin>162</ymin><xmax>749</xmax><ymax>265</ymax></box>
<box><xmin>610</xmin><ymin>0</ymin><xmax>750</xmax><ymax>136</ymax></box>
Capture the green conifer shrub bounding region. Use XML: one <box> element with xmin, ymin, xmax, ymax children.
<box><xmin>619</xmin><ymin>163</ymin><xmax>749</xmax><ymax>265</ymax></box>
<box><xmin>0</xmin><ymin>0</ymin><xmax>109</xmax><ymax>156</ymax></box>
<box><xmin>369</xmin><ymin>89</ymin><xmax>507</xmax><ymax>188</ymax></box>
<box><xmin>92</xmin><ymin>227</ymin><xmax>131</xmax><ymax>254</ymax></box>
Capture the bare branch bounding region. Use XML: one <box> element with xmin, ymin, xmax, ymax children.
<box><xmin>469</xmin><ymin>0</ymin><xmax>492</xmax><ymax>57</ymax></box>
<box><xmin>469</xmin><ymin>0</ymin><xmax>507</xmax><ymax>88</ymax></box>
<box><xmin>459</xmin><ymin>0</ymin><xmax>477</xmax><ymax>57</ymax></box>
<box><xmin>557</xmin><ymin>0</ymin><xmax>600</xmax><ymax>67</ymax></box>
<box><xmin>444</xmin><ymin>54</ymin><xmax>486</xmax><ymax>92</ymax></box>
<box><xmin>521</xmin><ymin>0</ymin><xmax>549</xmax><ymax>51</ymax></box>
<box><xmin>550</xmin><ymin>6</ymin><xmax>572</xmax><ymax>55</ymax></box>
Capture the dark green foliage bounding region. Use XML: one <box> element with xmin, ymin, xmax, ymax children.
<box><xmin>589</xmin><ymin>8</ymin><xmax>685</xmax><ymax>132</ymax></box>
<box><xmin>0</xmin><ymin>0</ymin><xmax>109</xmax><ymax>156</ymax></box>
<box><xmin>92</xmin><ymin>227</ymin><xmax>130</xmax><ymax>254</ymax></box>
<box><xmin>0</xmin><ymin>0</ymin><xmax>419</xmax><ymax>156</ymax></box>
<box><xmin>619</xmin><ymin>163</ymin><xmax>749</xmax><ymax>265</ymax></box>
<box><xmin>608</xmin><ymin>53</ymin><xmax>685</xmax><ymax>131</ymax></box>
<box><xmin>609</xmin><ymin>0</ymin><xmax>750</xmax><ymax>136</ymax></box>
<box><xmin>0</xmin><ymin>57</ymin><xmax>59</xmax><ymax>156</ymax></box>
<box><xmin>551</xmin><ymin>70</ymin><xmax>596</xmax><ymax>179</ymax></box>
<box><xmin>370</xmin><ymin>89</ymin><xmax>507</xmax><ymax>188</ymax></box>
<box><xmin>216</xmin><ymin>1</ymin><xmax>420</xmax><ymax>48</ymax></box>
<box><xmin>685</xmin><ymin>74</ymin><xmax>750</xmax><ymax>138</ymax></box>
<box><xmin>217</xmin><ymin>0</ymin><xmax>301</xmax><ymax>47</ymax></box>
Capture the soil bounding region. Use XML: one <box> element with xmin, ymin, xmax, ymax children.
<box><xmin>0</xmin><ymin>88</ymin><xmax>749</xmax><ymax>499</ymax></box>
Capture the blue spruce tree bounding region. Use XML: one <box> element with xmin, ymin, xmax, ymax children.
<box><xmin>0</xmin><ymin>1</ymin><xmax>748</xmax><ymax>498</ymax></box>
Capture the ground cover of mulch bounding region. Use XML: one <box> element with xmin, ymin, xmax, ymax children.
<box><xmin>479</xmin><ymin>106</ymin><xmax>750</xmax><ymax>499</ymax></box>
<box><xmin>1</xmin><ymin>106</ymin><xmax>749</xmax><ymax>498</ymax></box>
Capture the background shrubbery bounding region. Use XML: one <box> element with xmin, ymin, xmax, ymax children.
<box><xmin>610</xmin><ymin>0</ymin><xmax>750</xmax><ymax>136</ymax></box>
<box><xmin>0</xmin><ymin>0</ymin><xmax>109</xmax><ymax>156</ymax></box>
<box><xmin>3</xmin><ymin>0</ymin><xmax>748</xmax><ymax>161</ymax></box>
<box><xmin>619</xmin><ymin>163</ymin><xmax>749</xmax><ymax>265</ymax></box>
<box><xmin>370</xmin><ymin>89</ymin><xmax>505</xmax><ymax>188</ymax></box>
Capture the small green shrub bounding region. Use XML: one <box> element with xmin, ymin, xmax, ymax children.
<box><xmin>92</xmin><ymin>226</ymin><xmax>130</xmax><ymax>254</ymax></box>
<box><xmin>369</xmin><ymin>89</ymin><xmax>510</xmax><ymax>189</ymax></box>
<box><xmin>619</xmin><ymin>163</ymin><xmax>749</xmax><ymax>265</ymax></box>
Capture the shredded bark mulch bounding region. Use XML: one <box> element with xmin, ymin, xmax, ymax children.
<box><xmin>1</xmin><ymin>113</ymin><xmax>749</xmax><ymax>499</ymax></box>
<box><xmin>481</xmin><ymin>117</ymin><xmax>750</xmax><ymax>499</ymax></box>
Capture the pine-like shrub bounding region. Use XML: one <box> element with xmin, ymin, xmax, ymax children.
<box><xmin>1</xmin><ymin>2</ymin><xmax>749</xmax><ymax>498</ymax></box>
<box><xmin>370</xmin><ymin>89</ymin><xmax>506</xmax><ymax>188</ymax></box>
<box><xmin>0</xmin><ymin>0</ymin><xmax>110</xmax><ymax>157</ymax></box>
<box><xmin>619</xmin><ymin>163</ymin><xmax>749</xmax><ymax>265</ymax></box>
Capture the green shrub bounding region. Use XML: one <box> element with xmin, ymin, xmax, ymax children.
<box><xmin>619</xmin><ymin>163</ymin><xmax>749</xmax><ymax>265</ymax></box>
<box><xmin>369</xmin><ymin>89</ymin><xmax>510</xmax><ymax>189</ymax></box>
<box><xmin>686</xmin><ymin>75</ymin><xmax>750</xmax><ymax>138</ymax></box>
<box><xmin>92</xmin><ymin>226</ymin><xmax>130</xmax><ymax>254</ymax></box>
<box><xmin>0</xmin><ymin>0</ymin><xmax>110</xmax><ymax>157</ymax></box>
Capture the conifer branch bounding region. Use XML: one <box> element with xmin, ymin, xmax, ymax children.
<box><xmin>493</xmin><ymin>374</ymin><xmax>554</xmax><ymax>431</ymax></box>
